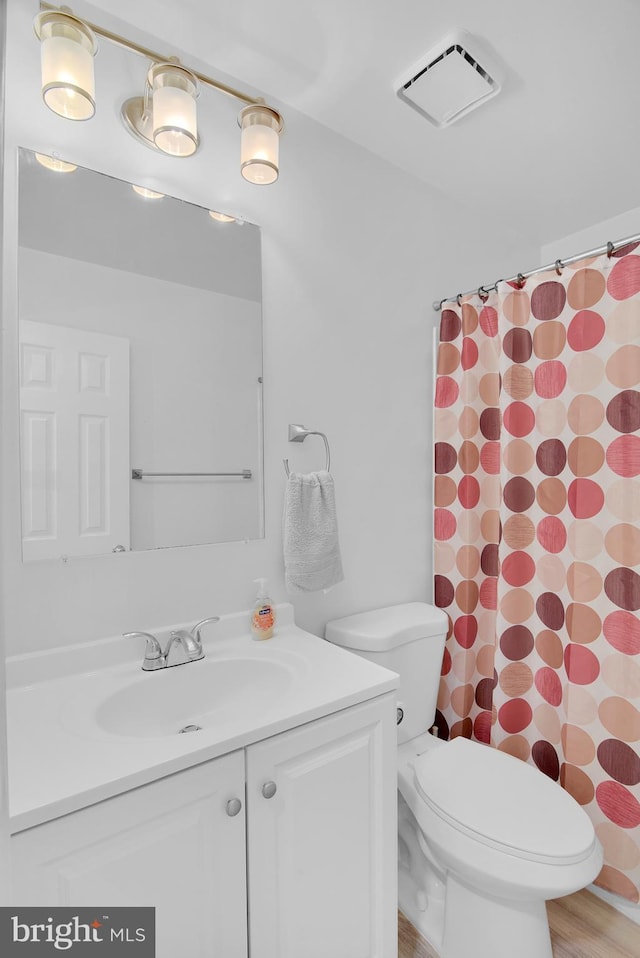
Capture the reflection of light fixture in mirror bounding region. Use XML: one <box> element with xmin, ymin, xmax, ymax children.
<box><xmin>131</xmin><ymin>185</ymin><xmax>165</xmax><ymax>200</ymax></box>
<box><xmin>238</xmin><ymin>104</ymin><xmax>283</xmax><ymax>184</ymax></box>
<box><xmin>209</xmin><ymin>210</ymin><xmax>236</xmax><ymax>223</ymax></box>
<box><xmin>33</xmin><ymin>10</ymin><xmax>97</xmax><ymax>120</ymax></box>
<box><xmin>34</xmin><ymin>5</ymin><xmax>283</xmax><ymax>182</ymax></box>
<box><xmin>35</xmin><ymin>152</ymin><xmax>77</xmax><ymax>173</ymax></box>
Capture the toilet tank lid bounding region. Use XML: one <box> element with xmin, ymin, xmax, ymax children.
<box><xmin>325</xmin><ymin>602</ymin><xmax>449</xmax><ymax>651</ymax></box>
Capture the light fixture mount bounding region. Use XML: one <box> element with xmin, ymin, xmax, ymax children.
<box><xmin>34</xmin><ymin>9</ymin><xmax>97</xmax><ymax>47</ymax></box>
<box><xmin>121</xmin><ymin>96</ymin><xmax>156</xmax><ymax>151</ymax></box>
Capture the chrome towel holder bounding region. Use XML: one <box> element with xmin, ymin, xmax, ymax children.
<box><xmin>283</xmin><ymin>424</ymin><xmax>331</xmax><ymax>477</ymax></box>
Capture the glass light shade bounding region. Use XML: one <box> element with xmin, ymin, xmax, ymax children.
<box><xmin>35</xmin><ymin>153</ymin><xmax>77</xmax><ymax>173</ymax></box>
<box><xmin>34</xmin><ymin>13</ymin><xmax>97</xmax><ymax>121</ymax></box>
<box><xmin>131</xmin><ymin>185</ymin><xmax>165</xmax><ymax>200</ymax></box>
<box><xmin>238</xmin><ymin>105</ymin><xmax>283</xmax><ymax>185</ymax></box>
<box><xmin>209</xmin><ymin>210</ymin><xmax>236</xmax><ymax>223</ymax></box>
<box><xmin>150</xmin><ymin>63</ymin><xmax>199</xmax><ymax>157</ymax></box>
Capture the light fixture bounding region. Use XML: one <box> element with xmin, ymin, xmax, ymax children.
<box><xmin>123</xmin><ymin>61</ymin><xmax>200</xmax><ymax>158</ymax></box>
<box><xmin>33</xmin><ymin>10</ymin><xmax>97</xmax><ymax>120</ymax></box>
<box><xmin>34</xmin><ymin>3</ymin><xmax>284</xmax><ymax>182</ymax></box>
<box><xmin>131</xmin><ymin>184</ymin><xmax>165</xmax><ymax>199</ymax></box>
<box><xmin>35</xmin><ymin>152</ymin><xmax>77</xmax><ymax>173</ymax></box>
<box><xmin>150</xmin><ymin>63</ymin><xmax>199</xmax><ymax>156</ymax></box>
<box><xmin>238</xmin><ymin>103</ymin><xmax>283</xmax><ymax>184</ymax></box>
<box><xmin>208</xmin><ymin>210</ymin><xmax>236</xmax><ymax>223</ymax></box>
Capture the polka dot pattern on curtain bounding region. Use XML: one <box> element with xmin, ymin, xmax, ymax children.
<box><xmin>433</xmin><ymin>244</ymin><xmax>640</xmax><ymax>903</ymax></box>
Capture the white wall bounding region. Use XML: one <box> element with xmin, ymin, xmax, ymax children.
<box><xmin>1</xmin><ymin>0</ymin><xmax>538</xmax><ymax>656</ymax></box>
<box><xmin>0</xmin><ymin>0</ymin><xmax>11</xmax><ymax>906</ymax></box>
<box><xmin>541</xmin><ymin>206</ymin><xmax>640</xmax><ymax>266</ymax></box>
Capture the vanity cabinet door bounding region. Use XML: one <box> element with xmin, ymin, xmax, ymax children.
<box><xmin>10</xmin><ymin>750</ymin><xmax>248</xmax><ymax>958</ymax></box>
<box><xmin>246</xmin><ymin>693</ymin><xmax>398</xmax><ymax>958</ymax></box>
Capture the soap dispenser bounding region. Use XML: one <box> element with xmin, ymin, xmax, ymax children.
<box><xmin>251</xmin><ymin>578</ymin><xmax>275</xmax><ymax>640</ymax></box>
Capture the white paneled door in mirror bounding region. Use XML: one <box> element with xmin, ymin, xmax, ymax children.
<box><xmin>20</xmin><ymin>321</ymin><xmax>130</xmax><ymax>560</ymax></box>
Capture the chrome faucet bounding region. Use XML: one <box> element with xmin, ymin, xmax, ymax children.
<box><xmin>124</xmin><ymin>617</ymin><xmax>220</xmax><ymax>671</ymax></box>
<box><xmin>123</xmin><ymin>631</ymin><xmax>166</xmax><ymax>671</ymax></box>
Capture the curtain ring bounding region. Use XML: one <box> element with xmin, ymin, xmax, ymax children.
<box><xmin>607</xmin><ymin>241</ymin><xmax>615</xmax><ymax>258</ymax></box>
<box><xmin>478</xmin><ymin>285</ymin><xmax>489</xmax><ymax>303</ymax></box>
<box><xmin>516</xmin><ymin>272</ymin><xmax>526</xmax><ymax>289</ymax></box>
<box><xmin>456</xmin><ymin>293</ymin><xmax>463</xmax><ymax>307</ymax></box>
<box><xmin>555</xmin><ymin>259</ymin><xmax>564</xmax><ymax>275</ymax></box>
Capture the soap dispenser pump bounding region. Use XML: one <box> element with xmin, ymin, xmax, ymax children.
<box><xmin>251</xmin><ymin>578</ymin><xmax>275</xmax><ymax>640</ymax></box>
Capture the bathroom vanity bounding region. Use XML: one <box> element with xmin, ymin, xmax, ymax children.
<box><xmin>7</xmin><ymin>606</ymin><xmax>398</xmax><ymax>958</ymax></box>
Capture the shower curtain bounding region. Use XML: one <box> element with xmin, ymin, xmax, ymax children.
<box><xmin>433</xmin><ymin>244</ymin><xmax>640</xmax><ymax>903</ymax></box>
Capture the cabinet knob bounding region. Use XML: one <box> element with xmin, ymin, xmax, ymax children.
<box><xmin>261</xmin><ymin>781</ymin><xmax>277</xmax><ymax>799</ymax></box>
<box><xmin>226</xmin><ymin>797</ymin><xmax>242</xmax><ymax>817</ymax></box>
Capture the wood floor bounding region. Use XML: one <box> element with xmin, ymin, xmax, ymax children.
<box><xmin>398</xmin><ymin>889</ymin><xmax>640</xmax><ymax>958</ymax></box>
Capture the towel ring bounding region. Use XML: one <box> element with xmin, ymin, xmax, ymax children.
<box><xmin>283</xmin><ymin>424</ymin><xmax>331</xmax><ymax>477</ymax></box>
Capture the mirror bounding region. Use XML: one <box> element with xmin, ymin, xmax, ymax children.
<box><xmin>17</xmin><ymin>148</ymin><xmax>264</xmax><ymax>560</ymax></box>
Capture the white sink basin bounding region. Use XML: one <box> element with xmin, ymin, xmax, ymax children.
<box><xmin>94</xmin><ymin>656</ymin><xmax>294</xmax><ymax>738</ymax></box>
<box><xmin>7</xmin><ymin>611</ymin><xmax>400</xmax><ymax>832</ymax></box>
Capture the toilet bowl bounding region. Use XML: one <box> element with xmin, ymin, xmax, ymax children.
<box><xmin>325</xmin><ymin>603</ymin><xmax>603</xmax><ymax>958</ymax></box>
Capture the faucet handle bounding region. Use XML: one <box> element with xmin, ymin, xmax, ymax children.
<box><xmin>192</xmin><ymin>616</ymin><xmax>220</xmax><ymax>643</ymax></box>
<box><xmin>123</xmin><ymin>631</ymin><xmax>165</xmax><ymax>670</ymax></box>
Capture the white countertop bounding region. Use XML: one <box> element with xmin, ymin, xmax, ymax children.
<box><xmin>7</xmin><ymin>605</ymin><xmax>398</xmax><ymax>833</ymax></box>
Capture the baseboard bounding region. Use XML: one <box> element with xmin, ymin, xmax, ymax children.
<box><xmin>589</xmin><ymin>884</ymin><xmax>640</xmax><ymax>925</ymax></box>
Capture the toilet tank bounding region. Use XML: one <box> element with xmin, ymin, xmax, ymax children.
<box><xmin>325</xmin><ymin>603</ymin><xmax>449</xmax><ymax>743</ymax></box>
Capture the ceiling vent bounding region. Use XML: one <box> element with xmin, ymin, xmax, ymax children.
<box><xmin>396</xmin><ymin>30</ymin><xmax>502</xmax><ymax>128</ymax></box>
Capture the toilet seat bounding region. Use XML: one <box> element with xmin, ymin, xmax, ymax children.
<box><xmin>413</xmin><ymin>736</ymin><xmax>596</xmax><ymax>866</ymax></box>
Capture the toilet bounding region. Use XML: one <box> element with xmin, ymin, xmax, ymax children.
<box><xmin>325</xmin><ymin>602</ymin><xmax>603</xmax><ymax>958</ymax></box>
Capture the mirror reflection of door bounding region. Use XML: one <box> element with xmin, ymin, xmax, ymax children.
<box><xmin>19</xmin><ymin>320</ymin><xmax>130</xmax><ymax>560</ymax></box>
<box><xmin>18</xmin><ymin>148</ymin><xmax>264</xmax><ymax>557</ymax></box>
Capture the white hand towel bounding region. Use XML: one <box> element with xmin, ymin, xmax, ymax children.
<box><xmin>283</xmin><ymin>469</ymin><xmax>344</xmax><ymax>594</ymax></box>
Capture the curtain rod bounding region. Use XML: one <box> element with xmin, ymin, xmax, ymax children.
<box><xmin>432</xmin><ymin>230</ymin><xmax>640</xmax><ymax>312</ymax></box>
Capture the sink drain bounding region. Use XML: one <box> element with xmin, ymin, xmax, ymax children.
<box><xmin>178</xmin><ymin>724</ymin><xmax>203</xmax><ymax>734</ymax></box>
